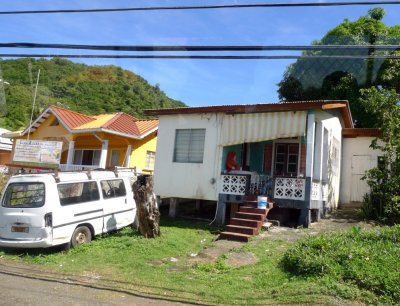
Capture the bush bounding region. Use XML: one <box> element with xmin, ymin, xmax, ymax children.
<box><xmin>282</xmin><ymin>226</ymin><xmax>400</xmax><ymax>303</ymax></box>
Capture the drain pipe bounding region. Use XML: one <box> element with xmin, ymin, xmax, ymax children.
<box><xmin>94</xmin><ymin>133</ymin><xmax>109</xmax><ymax>169</ymax></box>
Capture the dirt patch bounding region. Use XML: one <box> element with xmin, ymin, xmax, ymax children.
<box><xmin>161</xmin><ymin>209</ymin><xmax>374</xmax><ymax>270</ymax></box>
<box><xmin>260</xmin><ymin>209</ymin><xmax>376</xmax><ymax>242</ymax></box>
<box><xmin>225</xmin><ymin>251</ymin><xmax>258</xmax><ymax>267</ymax></box>
<box><xmin>187</xmin><ymin>240</ymin><xmax>243</xmax><ymax>265</ymax></box>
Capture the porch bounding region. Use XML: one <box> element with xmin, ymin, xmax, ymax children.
<box><xmin>215</xmin><ymin>109</ymin><xmax>337</xmax><ymax>229</ymax></box>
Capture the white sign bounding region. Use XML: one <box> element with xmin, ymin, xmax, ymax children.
<box><xmin>13</xmin><ymin>139</ymin><xmax>63</xmax><ymax>168</ymax></box>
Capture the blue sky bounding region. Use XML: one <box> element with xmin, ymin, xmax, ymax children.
<box><xmin>0</xmin><ymin>0</ymin><xmax>399</xmax><ymax>106</ymax></box>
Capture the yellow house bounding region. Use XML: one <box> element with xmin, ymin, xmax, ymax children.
<box><xmin>7</xmin><ymin>105</ymin><xmax>158</xmax><ymax>173</ymax></box>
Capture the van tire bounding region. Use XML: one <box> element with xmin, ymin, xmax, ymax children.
<box><xmin>71</xmin><ymin>226</ymin><xmax>92</xmax><ymax>247</ymax></box>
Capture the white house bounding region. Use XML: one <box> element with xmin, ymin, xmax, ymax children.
<box><xmin>145</xmin><ymin>101</ymin><xmax>380</xmax><ymax>227</ymax></box>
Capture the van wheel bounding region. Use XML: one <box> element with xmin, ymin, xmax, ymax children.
<box><xmin>71</xmin><ymin>226</ymin><xmax>92</xmax><ymax>247</ymax></box>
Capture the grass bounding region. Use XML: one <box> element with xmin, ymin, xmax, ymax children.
<box><xmin>0</xmin><ymin>219</ymin><xmax>398</xmax><ymax>305</ymax></box>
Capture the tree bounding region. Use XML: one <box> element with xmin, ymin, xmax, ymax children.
<box><xmin>278</xmin><ymin>8</ymin><xmax>400</xmax><ymax>127</ymax></box>
<box><xmin>0</xmin><ymin>58</ymin><xmax>186</xmax><ymax>131</ymax></box>
<box><xmin>360</xmin><ymin>87</ymin><xmax>400</xmax><ymax>224</ymax></box>
<box><xmin>132</xmin><ymin>175</ymin><xmax>161</xmax><ymax>238</ymax></box>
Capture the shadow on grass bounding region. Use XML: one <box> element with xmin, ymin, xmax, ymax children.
<box><xmin>160</xmin><ymin>217</ymin><xmax>223</xmax><ymax>235</ymax></box>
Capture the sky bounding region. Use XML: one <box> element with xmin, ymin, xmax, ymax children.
<box><xmin>0</xmin><ymin>0</ymin><xmax>399</xmax><ymax>107</ymax></box>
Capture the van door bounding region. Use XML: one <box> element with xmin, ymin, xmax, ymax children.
<box><xmin>100</xmin><ymin>178</ymin><xmax>135</xmax><ymax>232</ymax></box>
<box><xmin>0</xmin><ymin>181</ymin><xmax>48</xmax><ymax>241</ymax></box>
<box><xmin>54</xmin><ymin>181</ymin><xmax>103</xmax><ymax>244</ymax></box>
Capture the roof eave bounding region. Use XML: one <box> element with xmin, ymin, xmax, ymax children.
<box><xmin>72</xmin><ymin>128</ymin><xmax>144</xmax><ymax>140</ymax></box>
<box><xmin>144</xmin><ymin>100</ymin><xmax>353</xmax><ymax>128</ymax></box>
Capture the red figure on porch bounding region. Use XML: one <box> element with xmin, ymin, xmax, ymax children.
<box><xmin>226</xmin><ymin>151</ymin><xmax>240</xmax><ymax>172</ymax></box>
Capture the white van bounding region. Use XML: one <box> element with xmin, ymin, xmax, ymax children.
<box><xmin>0</xmin><ymin>170</ymin><xmax>137</xmax><ymax>248</ymax></box>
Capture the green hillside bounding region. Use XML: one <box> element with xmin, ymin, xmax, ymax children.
<box><xmin>0</xmin><ymin>58</ymin><xmax>186</xmax><ymax>131</ymax></box>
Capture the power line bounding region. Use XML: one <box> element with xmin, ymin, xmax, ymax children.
<box><xmin>1</xmin><ymin>43</ymin><xmax>400</xmax><ymax>52</ymax></box>
<box><xmin>0</xmin><ymin>1</ymin><xmax>399</xmax><ymax>15</ymax></box>
<box><xmin>1</xmin><ymin>54</ymin><xmax>400</xmax><ymax>59</ymax></box>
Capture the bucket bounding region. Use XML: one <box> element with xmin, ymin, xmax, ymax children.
<box><xmin>257</xmin><ymin>196</ymin><xmax>268</xmax><ymax>209</ymax></box>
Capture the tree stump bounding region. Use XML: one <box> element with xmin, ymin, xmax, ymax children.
<box><xmin>132</xmin><ymin>175</ymin><xmax>160</xmax><ymax>238</ymax></box>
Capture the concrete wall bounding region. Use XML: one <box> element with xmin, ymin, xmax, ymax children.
<box><xmin>340</xmin><ymin>137</ymin><xmax>383</xmax><ymax>206</ymax></box>
<box><xmin>154</xmin><ymin>113</ymin><xmax>221</xmax><ymax>201</ymax></box>
<box><xmin>314</xmin><ymin>110</ymin><xmax>343</xmax><ymax>209</ymax></box>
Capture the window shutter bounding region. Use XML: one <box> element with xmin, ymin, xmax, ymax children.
<box><xmin>173</xmin><ymin>129</ymin><xmax>205</xmax><ymax>163</ymax></box>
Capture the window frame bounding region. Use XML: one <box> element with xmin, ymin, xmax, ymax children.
<box><xmin>145</xmin><ymin>150</ymin><xmax>156</xmax><ymax>169</ymax></box>
<box><xmin>100</xmin><ymin>179</ymin><xmax>127</xmax><ymax>199</ymax></box>
<box><xmin>2</xmin><ymin>182</ymin><xmax>46</xmax><ymax>208</ymax></box>
<box><xmin>73</xmin><ymin>149</ymin><xmax>101</xmax><ymax>166</ymax></box>
<box><xmin>57</xmin><ymin>181</ymin><xmax>100</xmax><ymax>206</ymax></box>
<box><xmin>173</xmin><ymin>128</ymin><xmax>206</xmax><ymax>163</ymax></box>
<box><xmin>273</xmin><ymin>143</ymin><xmax>299</xmax><ymax>177</ymax></box>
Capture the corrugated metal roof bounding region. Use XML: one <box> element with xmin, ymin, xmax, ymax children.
<box><xmin>144</xmin><ymin>100</ymin><xmax>353</xmax><ymax>128</ymax></box>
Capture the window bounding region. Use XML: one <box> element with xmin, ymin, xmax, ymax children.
<box><xmin>145</xmin><ymin>151</ymin><xmax>156</xmax><ymax>169</ymax></box>
<box><xmin>274</xmin><ymin>143</ymin><xmax>299</xmax><ymax>176</ymax></box>
<box><xmin>57</xmin><ymin>181</ymin><xmax>100</xmax><ymax>205</ymax></box>
<box><xmin>173</xmin><ymin>129</ymin><xmax>206</xmax><ymax>163</ymax></box>
<box><xmin>73</xmin><ymin>150</ymin><xmax>101</xmax><ymax>166</ymax></box>
<box><xmin>100</xmin><ymin>179</ymin><xmax>126</xmax><ymax>199</ymax></box>
<box><xmin>110</xmin><ymin>150</ymin><xmax>120</xmax><ymax>167</ymax></box>
<box><xmin>2</xmin><ymin>183</ymin><xmax>45</xmax><ymax>208</ymax></box>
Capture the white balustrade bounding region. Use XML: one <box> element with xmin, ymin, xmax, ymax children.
<box><xmin>220</xmin><ymin>174</ymin><xmax>247</xmax><ymax>195</ymax></box>
<box><xmin>274</xmin><ymin>177</ymin><xmax>306</xmax><ymax>201</ymax></box>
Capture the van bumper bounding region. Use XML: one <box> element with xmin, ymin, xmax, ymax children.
<box><xmin>0</xmin><ymin>238</ymin><xmax>53</xmax><ymax>248</ymax></box>
<box><xmin>0</xmin><ymin>228</ymin><xmax>53</xmax><ymax>248</ymax></box>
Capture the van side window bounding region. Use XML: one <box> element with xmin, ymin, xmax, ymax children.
<box><xmin>2</xmin><ymin>183</ymin><xmax>45</xmax><ymax>208</ymax></box>
<box><xmin>100</xmin><ymin>179</ymin><xmax>126</xmax><ymax>199</ymax></box>
<box><xmin>57</xmin><ymin>181</ymin><xmax>100</xmax><ymax>206</ymax></box>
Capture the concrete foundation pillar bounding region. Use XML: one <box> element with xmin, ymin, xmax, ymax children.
<box><xmin>169</xmin><ymin>198</ymin><xmax>178</xmax><ymax>218</ymax></box>
<box><xmin>215</xmin><ymin>196</ymin><xmax>227</xmax><ymax>225</ymax></box>
<box><xmin>195</xmin><ymin>200</ymin><xmax>201</xmax><ymax>211</ymax></box>
<box><xmin>298</xmin><ymin>208</ymin><xmax>311</xmax><ymax>228</ymax></box>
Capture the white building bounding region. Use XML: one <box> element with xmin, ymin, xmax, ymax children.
<box><xmin>145</xmin><ymin>101</ymin><xmax>381</xmax><ymax>227</ymax></box>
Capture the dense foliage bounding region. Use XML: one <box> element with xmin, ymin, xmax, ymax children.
<box><xmin>282</xmin><ymin>226</ymin><xmax>400</xmax><ymax>304</ymax></box>
<box><xmin>360</xmin><ymin>88</ymin><xmax>400</xmax><ymax>224</ymax></box>
<box><xmin>0</xmin><ymin>58</ymin><xmax>185</xmax><ymax>130</ymax></box>
<box><xmin>278</xmin><ymin>8</ymin><xmax>400</xmax><ymax>127</ymax></box>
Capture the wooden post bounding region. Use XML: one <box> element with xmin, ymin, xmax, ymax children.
<box><xmin>132</xmin><ymin>175</ymin><xmax>160</xmax><ymax>238</ymax></box>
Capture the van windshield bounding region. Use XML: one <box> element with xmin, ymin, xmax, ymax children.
<box><xmin>2</xmin><ymin>183</ymin><xmax>45</xmax><ymax>208</ymax></box>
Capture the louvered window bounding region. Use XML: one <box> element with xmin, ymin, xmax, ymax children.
<box><xmin>173</xmin><ymin>129</ymin><xmax>206</xmax><ymax>163</ymax></box>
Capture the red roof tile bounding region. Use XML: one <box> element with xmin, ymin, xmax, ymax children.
<box><xmin>102</xmin><ymin>113</ymin><xmax>158</xmax><ymax>137</ymax></box>
<box><xmin>51</xmin><ymin>105</ymin><xmax>95</xmax><ymax>129</ymax></box>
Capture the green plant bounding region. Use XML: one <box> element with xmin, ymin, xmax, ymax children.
<box><xmin>282</xmin><ymin>226</ymin><xmax>400</xmax><ymax>304</ymax></box>
<box><xmin>360</xmin><ymin>88</ymin><xmax>400</xmax><ymax>224</ymax></box>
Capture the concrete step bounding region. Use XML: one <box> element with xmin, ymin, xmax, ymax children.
<box><xmin>225</xmin><ymin>224</ymin><xmax>259</xmax><ymax>235</ymax></box>
<box><xmin>235</xmin><ymin>212</ymin><xmax>265</xmax><ymax>221</ymax></box>
<box><xmin>219</xmin><ymin>231</ymin><xmax>251</xmax><ymax>242</ymax></box>
<box><xmin>240</xmin><ymin>206</ymin><xmax>268</xmax><ymax>215</ymax></box>
<box><xmin>243</xmin><ymin>200</ymin><xmax>274</xmax><ymax>209</ymax></box>
<box><xmin>230</xmin><ymin>218</ymin><xmax>262</xmax><ymax>228</ymax></box>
